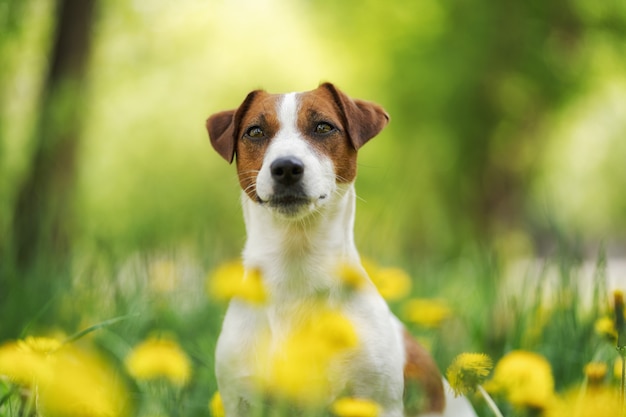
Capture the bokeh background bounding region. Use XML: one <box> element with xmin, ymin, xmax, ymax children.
<box><xmin>4</xmin><ymin>0</ymin><xmax>626</xmax><ymax>266</ymax></box>
<box><xmin>1</xmin><ymin>0</ymin><xmax>626</xmax><ymax>404</ymax></box>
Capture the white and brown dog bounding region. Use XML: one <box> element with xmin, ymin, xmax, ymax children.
<box><xmin>206</xmin><ymin>83</ymin><xmax>476</xmax><ymax>417</ymax></box>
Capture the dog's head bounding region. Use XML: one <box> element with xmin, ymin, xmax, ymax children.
<box><xmin>206</xmin><ymin>83</ymin><xmax>389</xmax><ymax>218</ymax></box>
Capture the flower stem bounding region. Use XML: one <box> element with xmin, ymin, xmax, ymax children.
<box><xmin>477</xmin><ymin>385</ymin><xmax>504</xmax><ymax>417</ymax></box>
<box><xmin>621</xmin><ymin>349</ymin><xmax>626</xmax><ymax>412</ymax></box>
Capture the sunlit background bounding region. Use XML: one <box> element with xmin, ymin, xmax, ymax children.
<box><xmin>1</xmin><ymin>1</ymin><xmax>626</xmax><ymax>415</ymax></box>
<box><xmin>3</xmin><ymin>0</ymin><xmax>626</xmax><ymax>262</ymax></box>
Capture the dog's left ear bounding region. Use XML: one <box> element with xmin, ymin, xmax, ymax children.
<box><xmin>320</xmin><ymin>82</ymin><xmax>390</xmax><ymax>150</ymax></box>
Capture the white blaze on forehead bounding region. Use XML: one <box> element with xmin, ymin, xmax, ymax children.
<box><xmin>254</xmin><ymin>91</ymin><xmax>337</xmax><ymax>205</ymax></box>
<box><xmin>265</xmin><ymin>92</ymin><xmax>307</xmax><ymax>159</ymax></box>
<box><xmin>277</xmin><ymin>92</ymin><xmax>299</xmax><ymax>133</ymax></box>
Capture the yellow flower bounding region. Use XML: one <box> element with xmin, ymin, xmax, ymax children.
<box><xmin>331</xmin><ymin>397</ymin><xmax>380</xmax><ymax>417</ymax></box>
<box><xmin>125</xmin><ymin>336</ymin><xmax>191</xmax><ymax>386</ymax></box>
<box><xmin>614</xmin><ymin>357</ymin><xmax>624</xmax><ymax>380</ymax></box>
<box><xmin>207</xmin><ymin>261</ymin><xmax>267</xmax><ymax>304</ymax></box>
<box><xmin>584</xmin><ymin>361</ymin><xmax>607</xmax><ymax>385</ymax></box>
<box><xmin>446</xmin><ymin>353</ymin><xmax>493</xmax><ymax>396</ymax></box>
<box><xmin>362</xmin><ymin>259</ymin><xmax>411</xmax><ymax>301</ymax></box>
<box><xmin>209</xmin><ymin>391</ymin><xmax>225</xmax><ymax>417</ymax></box>
<box><xmin>257</xmin><ymin>305</ymin><xmax>359</xmax><ymax>404</ymax></box>
<box><xmin>402</xmin><ymin>298</ymin><xmax>452</xmax><ymax>328</ymax></box>
<box><xmin>336</xmin><ymin>263</ymin><xmax>367</xmax><ymax>290</ymax></box>
<box><xmin>19</xmin><ymin>336</ymin><xmax>63</xmax><ymax>354</ymax></box>
<box><xmin>0</xmin><ymin>337</ymin><xmax>128</xmax><ymax>417</ymax></box>
<box><xmin>38</xmin><ymin>346</ymin><xmax>129</xmax><ymax>417</ymax></box>
<box><xmin>544</xmin><ymin>385</ymin><xmax>621</xmax><ymax>417</ymax></box>
<box><xmin>485</xmin><ymin>350</ymin><xmax>555</xmax><ymax>409</ymax></box>
<box><xmin>595</xmin><ymin>316</ymin><xmax>618</xmax><ymax>341</ymax></box>
<box><xmin>0</xmin><ymin>337</ymin><xmax>61</xmax><ymax>385</ymax></box>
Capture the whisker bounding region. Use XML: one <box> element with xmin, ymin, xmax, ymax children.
<box><xmin>238</xmin><ymin>176</ymin><xmax>259</xmax><ymax>183</ymax></box>
<box><xmin>238</xmin><ymin>169</ymin><xmax>261</xmax><ymax>175</ymax></box>
<box><xmin>243</xmin><ymin>183</ymin><xmax>257</xmax><ymax>194</ymax></box>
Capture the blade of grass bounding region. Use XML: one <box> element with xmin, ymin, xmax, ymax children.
<box><xmin>0</xmin><ymin>385</ymin><xmax>17</xmax><ymax>408</ymax></box>
<box><xmin>63</xmin><ymin>314</ymin><xmax>138</xmax><ymax>345</ymax></box>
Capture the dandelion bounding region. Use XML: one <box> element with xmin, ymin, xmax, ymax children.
<box><xmin>331</xmin><ymin>397</ymin><xmax>381</xmax><ymax>417</ymax></box>
<box><xmin>584</xmin><ymin>362</ymin><xmax>607</xmax><ymax>385</ymax></box>
<box><xmin>209</xmin><ymin>391</ymin><xmax>225</xmax><ymax>417</ymax></box>
<box><xmin>207</xmin><ymin>261</ymin><xmax>267</xmax><ymax>304</ymax></box>
<box><xmin>446</xmin><ymin>353</ymin><xmax>493</xmax><ymax>396</ymax></box>
<box><xmin>362</xmin><ymin>259</ymin><xmax>411</xmax><ymax>301</ymax></box>
<box><xmin>402</xmin><ymin>298</ymin><xmax>452</xmax><ymax>328</ymax></box>
<box><xmin>446</xmin><ymin>353</ymin><xmax>502</xmax><ymax>417</ymax></box>
<box><xmin>372</xmin><ymin>268</ymin><xmax>411</xmax><ymax>301</ymax></box>
<box><xmin>38</xmin><ymin>346</ymin><xmax>129</xmax><ymax>417</ymax></box>
<box><xmin>595</xmin><ymin>316</ymin><xmax>618</xmax><ymax>342</ymax></box>
<box><xmin>485</xmin><ymin>350</ymin><xmax>555</xmax><ymax>409</ymax></box>
<box><xmin>336</xmin><ymin>262</ymin><xmax>367</xmax><ymax>290</ymax></box>
<box><xmin>19</xmin><ymin>336</ymin><xmax>63</xmax><ymax>354</ymax></box>
<box><xmin>125</xmin><ymin>336</ymin><xmax>191</xmax><ymax>386</ymax></box>
<box><xmin>544</xmin><ymin>385</ymin><xmax>621</xmax><ymax>417</ymax></box>
<box><xmin>257</xmin><ymin>304</ymin><xmax>359</xmax><ymax>404</ymax></box>
<box><xmin>616</xmin><ymin>357</ymin><xmax>624</xmax><ymax>380</ymax></box>
<box><xmin>0</xmin><ymin>337</ymin><xmax>60</xmax><ymax>385</ymax></box>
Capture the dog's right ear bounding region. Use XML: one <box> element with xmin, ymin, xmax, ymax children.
<box><xmin>206</xmin><ymin>90</ymin><xmax>262</xmax><ymax>163</ymax></box>
<box><xmin>206</xmin><ymin>110</ymin><xmax>237</xmax><ymax>163</ymax></box>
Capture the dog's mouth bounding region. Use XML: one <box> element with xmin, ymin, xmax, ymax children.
<box><xmin>267</xmin><ymin>193</ymin><xmax>311</xmax><ymax>215</ymax></box>
<box><xmin>257</xmin><ymin>190</ymin><xmax>326</xmax><ymax>217</ymax></box>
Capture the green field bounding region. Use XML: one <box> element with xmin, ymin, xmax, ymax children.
<box><xmin>2</xmin><ymin>1</ymin><xmax>626</xmax><ymax>416</ymax></box>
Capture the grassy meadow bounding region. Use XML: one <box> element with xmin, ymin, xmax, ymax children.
<box><xmin>1</xmin><ymin>243</ymin><xmax>624</xmax><ymax>417</ymax></box>
<box><xmin>2</xmin><ymin>0</ymin><xmax>626</xmax><ymax>416</ymax></box>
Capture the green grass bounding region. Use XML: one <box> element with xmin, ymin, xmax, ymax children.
<box><xmin>0</xmin><ymin>241</ymin><xmax>621</xmax><ymax>417</ymax></box>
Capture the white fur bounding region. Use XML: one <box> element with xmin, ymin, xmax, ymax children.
<box><xmin>255</xmin><ymin>93</ymin><xmax>336</xmax><ymax>211</ymax></box>
<box><xmin>214</xmin><ymin>92</ymin><xmax>477</xmax><ymax>417</ymax></box>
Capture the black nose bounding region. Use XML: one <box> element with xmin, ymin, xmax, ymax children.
<box><xmin>270</xmin><ymin>157</ymin><xmax>304</xmax><ymax>186</ymax></box>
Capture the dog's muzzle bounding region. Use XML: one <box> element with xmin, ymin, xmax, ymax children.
<box><xmin>265</xmin><ymin>156</ymin><xmax>312</xmax><ymax>214</ymax></box>
<box><xmin>270</xmin><ymin>156</ymin><xmax>304</xmax><ymax>186</ymax></box>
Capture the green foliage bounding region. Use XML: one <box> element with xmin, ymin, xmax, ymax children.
<box><xmin>1</xmin><ymin>0</ymin><xmax>626</xmax><ymax>416</ymax></box>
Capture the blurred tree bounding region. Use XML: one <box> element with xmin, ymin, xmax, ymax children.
<box><xmin>313</xmin><ymin>0</ymin><xmax>626</xmax><ymax>257</ymax></box>
<box><xmin>0</xmin><ymin>0</ymin><xmax>30</xmax><ymax>262</ymax></box>
<box><xmin>11</xmin><ymin>0</ymin><xmax>96</xmax><ymax>269</ymax></box>
<box><xmin>395</xmin><ymin>0</ymin><xmax>587</xmax><ymax>246</ymax></box>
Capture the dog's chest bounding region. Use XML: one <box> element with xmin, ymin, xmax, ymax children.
<box><xmin>216</xmin><ymin>296</ymin><xmax>360</xmax><ymax>388</ymax></box>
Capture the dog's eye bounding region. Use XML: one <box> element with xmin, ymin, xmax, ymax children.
<box><xmin>314</xmin><ymin>122</ymin><xmax>335</xmax><ymax>135</ymax></box>
<box><xmin>245</xmin><ymin>126</ymin><xmax>265</xmax><ymax>139</ymax></box>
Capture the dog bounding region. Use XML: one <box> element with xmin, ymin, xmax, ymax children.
<box><xmin>206</xmin><ymin>83</ymin><xmax>476</xmax><ymax>417</ymax></box>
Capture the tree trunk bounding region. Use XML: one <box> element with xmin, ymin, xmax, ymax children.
<box><xmin>11</xmin><ymin>0</ymin><xmax>96</xmax><ymax>269</ymax></box>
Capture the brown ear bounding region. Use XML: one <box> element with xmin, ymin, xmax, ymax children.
<box><xmin>206</xmin><ymin>90</ymin><xmax>263</xmax><ymax>163</ymax></box>
<box><xmin>320</xmin><ymin>82</ymin><xmax>390</xmax><ymax>150</ymax></box>
<box><xmin>206</xmin><ymin>110</ymin><xmax>236</xmax><ymax>163</ymax></box>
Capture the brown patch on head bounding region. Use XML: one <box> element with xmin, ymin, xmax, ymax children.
<box><xmin>296</xmin><ymin>88</ymin><xmax>358</xmax><ymax>183</ymax></box>
<box><xmin>403</xmin><ymin>329</ymin><xmax>445</xmax><ymax>414</ymax></box>
<box><xmin>319</xmin><ymin>83</ymin><xmax>389</xmax><ymax>150</ymax></box>
<box><xmin>296</xmin><ymin>84</ymin><xmax>389</xmax><ymax>183</ymax></box>
<box><xmin>206</xmin><ymin>90</ymin><xmax>282</xmax><ymax>200</ymax></box>
<box><xmin>234</xmin><ymin>92</ymin><xmax>281</xmax><ymax>200</ymax></box>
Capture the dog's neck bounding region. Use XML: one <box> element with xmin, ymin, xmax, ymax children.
<box><xmin>241</xmin><ymin>183</ymin><xmax>360</xmax><ymax>299</ymax></box>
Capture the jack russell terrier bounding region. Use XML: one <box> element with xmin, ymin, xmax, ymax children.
<box><xmin>206</xmin><ymin>83</ymin><xmax>476</xmax><ymax>417</ymax></box>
